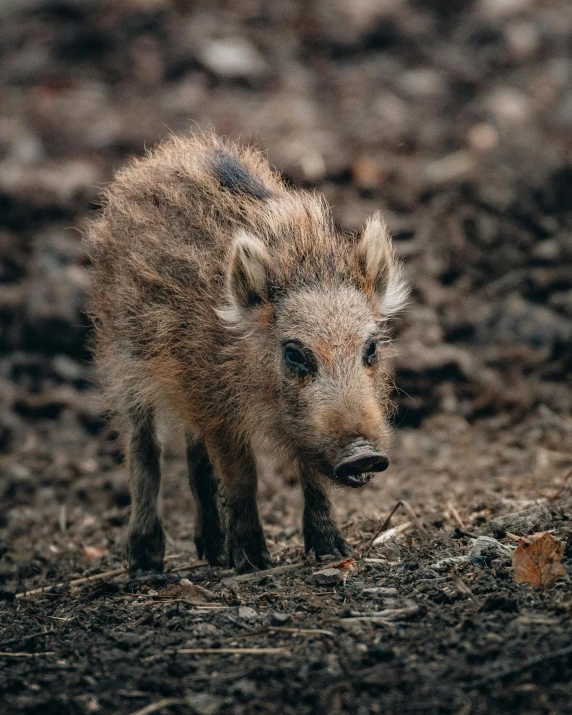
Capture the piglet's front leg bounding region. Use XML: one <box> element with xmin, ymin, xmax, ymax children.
<box><xmin>213</xmin><ymin>440</ymin><xmax>272</xmax><ymax>574</ymax></box>
<box><xmin>302</xmin><ymin>473</ymin><xmax>352</xmax><ymax>560</ymax></box>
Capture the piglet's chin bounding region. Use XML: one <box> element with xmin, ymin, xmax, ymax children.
<box><xmin>334</xmin><ymin>470</ymin><xmax>374</xmax><ymax>488</ymax></box>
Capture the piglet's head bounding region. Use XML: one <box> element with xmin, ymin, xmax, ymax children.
<box><xmin>220</xmin><ymin>214</ymin><xmax>408</xmax><ymax>487</ymax></box>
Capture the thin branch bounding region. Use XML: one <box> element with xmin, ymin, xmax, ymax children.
<box><xmin>0</xmin><ymin>651</ymin><xmax>56</xmax><ymax>658</ymax></box>
<box><xmin>270</xmin><ymin>627</ymin><xmax>334</xmax><ymax>637</ymax></box>
<box><xmin>372</xmin><ymin>522</ymin><xmax>413</xmax><ymax>546</ymax></box>
<box><xmin>130</xmin><ymin>599</ymin><xmax>229</xmax><ymax>609</ymax></box>
<box><xmin>364</xmin><ymin>500</ymin><xmax>429</xmax><ymax>555</ymax></box>
<box><xmin>0</xmin><ymin>629</ymin><xmax>54</xmax><ymax>649</ymax></box>
<box><xmin>229</xmin><ymin>562</ymin><xmax>305</xmax><ymax>582</ymax></box>
<box><xmin>16</xmin><ymin>555</ymin><xmax>203</xmax><ymax>599</ymax></box>
<box><xmin>447</xmin><ymin>502</ymin><xmax>465</xmax><ymax>529</ymax></box>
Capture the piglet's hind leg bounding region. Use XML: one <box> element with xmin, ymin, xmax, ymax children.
<box><xmin>126</xmin><ymin>408</ymin><xmax>165</xmax><ymax>573</ymax></box>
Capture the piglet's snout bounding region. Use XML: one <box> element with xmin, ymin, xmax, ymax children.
<box><xmin>333</xmin><ymin>440</ymin><xmax>389</xmax><ymax>487</ymax></box>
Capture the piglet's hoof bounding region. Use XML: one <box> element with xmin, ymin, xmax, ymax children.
<box><xmin>127</xmin><ymin>521</ymin><xmax>165</xmax><ymax>574</ymax></box>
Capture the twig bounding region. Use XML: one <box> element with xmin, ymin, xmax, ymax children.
<box><xmin>449</xmin><ymin>570</ymin><xmax>482</xmax><ymax>609</ymax></box>
<box><xmin>372</xmin><ymin>522</ymin><xmax>413</xmax><ymax>546</ymax></box>
<box><xmin>177</xmin><ymin>647</ymin><xmax>289</xmax><ymax>655</ymax></box>
<box><xmin>504</xmin><ymin>532</ymin><xmax>522</xmax><ymax>542</ymax></box>
<box><xmin>129</xmin><ymin>698</ymin><xmax>181</xmax><ymax>715</ymax></box>
<box><xmin>0</xmin><ymin>629</ymin><xmax>54</xmax><ymax>649</ymax></box>
<box><xmin>131</xmin><ymin>599</ymin><xmax>229</xmax><ymax>609</ymax></box>
<box><xmin>16</xmin><ymin>554</ymin><xmax>199</xmax><ymax>599</ymax></box>
<box><xmin>229</xmin><ymin>562</ymin><xmax>305</xmax><ymax>582</ymax></box>
<box><xmin>238</xmin><ymin>627</ymin><xmax>334</xmax><ymax>639</ymax></box>
<box><xmin>447</xmin><ymin>502</ymin><xmax>464</xmax><ymax>529</ymax></box>
<box><xmin>365</xmin><ymin>500</ymin><xmax>429</xmax><ymax>554</ymax></box>
<box><xmin>339</xmin><ymin>617</ymin><xmax>394</xmax><ymax>627</ymax></box>
<box><xmin>470</xmin><ymin>644</ymin><xmax>572</xmax><ymax>687</ymax></box>
<box><xmin>173</xmin><ymin>561</ymin><xmax>209</xmax><ymax>572</ymax></box>
<box><xmin>16</xmin><ymin>568</ymin><xmax>126</xmax><ymax>598</ymax></box>
<box><xmin>0</xmin><ymin>651</ymin><xmax>56</xmax><ymax>658</ymax></box>
<box><xmin>367</xmin><ymin>502</ymin><xmax>403</xmax><ymax>548</ymax></box>
<box><xmin>401</xmin><ymin>501</ymin><xmax>430</xmax><ymax>542</ymax></box>
<box><xmin>342</xmin><ymin>605</ymin><xmax>420</xmax><ymax>621</ymax></box>
<box><xmin>454</xmin><ymin>528</ymin><xmax>479</xmax><ymax>539</ymax></box>
<box><xmin>270</xmin><ymin>627</ymin><xmax>334</xmax><ymax>637</ymax></box>
<box><xmin>142</xmin><ymin>647</ymin><xmax>289</xmax><ymax>662</ymax></box>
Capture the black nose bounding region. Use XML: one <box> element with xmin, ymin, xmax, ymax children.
<box><xmin>333</xmin><ymin>441</ymin><xmax>390</xmax><ymax>487</ymax></box>
<box><xmin>334</xmin><ymin>452</ymin><xmax>390</xmax><ymax>481</ymax></box>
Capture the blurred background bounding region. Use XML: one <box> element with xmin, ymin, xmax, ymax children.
<box><xmin>1</xmin><ymin>0</ymin><xmax>572</xmax><ymax>568</ymax></box>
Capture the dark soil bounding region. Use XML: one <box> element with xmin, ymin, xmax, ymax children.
<box><xmin>1</xmin><ymin>1</ymin><xmax>572</xmax><ymax>714</ymax></box>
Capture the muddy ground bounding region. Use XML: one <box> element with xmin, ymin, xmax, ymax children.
<box><xmin>1</xmin><ymin>1</ymin><xmax>572</xmax><ymax>713</ymax></box>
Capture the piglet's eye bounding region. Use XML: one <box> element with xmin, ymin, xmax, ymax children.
<box><xmin>284</xmin><ymin>343</ymin><xmax>311</xmax><ymax>376</ymax></box>
<box><xmin>364</xmin><ymin>339</ymin><xmax>378</xmax><ymax>366</ymax></box>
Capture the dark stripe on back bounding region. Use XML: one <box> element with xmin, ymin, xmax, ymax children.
<box><xmin>212</xmin><ymin>152</ymin><xmax>272</xmax><ymax>200</ymax></box>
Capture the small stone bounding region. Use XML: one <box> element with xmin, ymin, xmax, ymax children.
<box><xmin>532</xmin><ymin>239</ymin><xmax>561</xmax><ymax>262</ymax></box>
<box><xmin>312</xmin><ymin>568</ymin><xmax>344</xmax><ymax>586</ymax></box>
<box><xmin>485</xmin><ymin>87</ymin><xmax>532</xmax><ymax>126</ymax></box>
<box><xmin>468</xmin><ymin>536</ymin><xmax>512</xmax><ymax>561</ymax></box>
<box><xmin>424</xmin><ymin>151</ymin><xmax>475</xmax><ymax>184</ymax></box>
<box><xmin>398</xmin><ymin>68</ymin><xmax>446</xmax><ymax>98</ymax></box>
<box><xmin>270</xmin><ymin>611</ymin><xmax>291</xmax><ymax>625</ymax></box>
<box><xmin>490</xmin><ymin>505</ymin><xmax>552</xmax><ymax>538</ymax></box>
<box><xmin>186</xmin><ymin>623</ymin><xmax>221</xmax><ymax>640</ymax></box>
<box><xmin>199</xmin><ymin>38</ymin><xmax>267</xmax><ymax>80</ymax></box>
<box><xmin>51</xmin><ymin>354</ymin><xmax>84</xmax><ymax>382</ymax></box>
<box><xmin>505</xmin><ymin>21</ymin><xmax>540</xmax><ymax>60</ymax></box>
<box><xmin>232</xmin><ymin>678</ymin><xmax>256</xmax><ymax>699</ymax></box>
<box><xmin>237</xmin><ymin>605</ymin><xmax>258</xmax><ymax>620</ymax></box>
<box><xmin>187</xmin><ymin>692</ymin><xmax>223</xmax><ymax>715</ymax></box>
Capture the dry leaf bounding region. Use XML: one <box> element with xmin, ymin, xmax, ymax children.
<box><xmin>318</xmin><ymin>557</ymin><xmax>356</xmax><ymax>584</ymax></box>
<box><xmin>83</xmin><ymin>545</ymin><xmax>107</xmax><ymax>561</ymax></box>
<box><xmin>318</xmin><ymin>558</ymin><xmax>355</xmax><ymax>572</ymax></box>
<box><xmin>512</xmin><ymin>532</ymin><xmax>566</xmax><ymax>589</ymax></box>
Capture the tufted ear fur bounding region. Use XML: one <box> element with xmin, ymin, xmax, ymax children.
<box><xmin>229</xmin><ymin>230</ymin><xmax>273</xmax><ymax>309</ymax></box>
<box><xmin>355</xmin><ymin>213</ymin><xmax>409</xmax><ymax>316</ymax></box>
<box><xmin>218</xmin><ymin>230</ymin><xmax>274</xmax><ymax>328</ymax></box>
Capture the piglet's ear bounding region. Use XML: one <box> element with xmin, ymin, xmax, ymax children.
<box><xmin>356</xmin><ymin>213</ymin><xmax>409</xmax><ymax>316</ymax></box>
<box><xmin>228</xmin><ymin>230</ymin><xmax>273</xmax><ymax>311</ymax></box>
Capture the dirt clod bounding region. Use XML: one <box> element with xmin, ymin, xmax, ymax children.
<box><xmin>491</xmin><ymin>505</ymin><xmax>553</xmax><ymax>538</ymax></box>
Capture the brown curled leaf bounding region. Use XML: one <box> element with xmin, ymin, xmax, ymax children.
<box><xmin>318</xmin><ymin>558</ymin><xmax>356</xmax><ymax>572</ymax></box>
<box><xmin>512</xmin><ymin>532</ymin><xmax>566</xmax><ymax>589</ymax></box>
<box><xmin>318</xmin><ymin>557</ymin><xmax>356</xmax><ymax>584</ymax></box>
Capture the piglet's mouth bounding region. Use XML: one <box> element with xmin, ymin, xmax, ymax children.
<box><xmin>333</xmin><ymin>440</ymin><xmax>390</xmax><ymax>488</ymax></box>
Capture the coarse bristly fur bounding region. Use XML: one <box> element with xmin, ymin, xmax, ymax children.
<box><xmin>86</xmin><ymin>131</ymin><xmax>408</xmax><ymax>574</ymax></box>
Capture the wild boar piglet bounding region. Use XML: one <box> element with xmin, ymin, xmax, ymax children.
<box><xmin>87</xmin><ymin>132</ymin><xmax>408</xmax><ymax>574</ymax></box>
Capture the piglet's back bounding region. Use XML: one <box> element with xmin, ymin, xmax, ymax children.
<box><xmin>86</xmin><ymin>134</ymin><xmax>286</xmax><ymax>415</ymax></box>
<box><xmin>88</xmin><ymin>133</ymin><xmax>285</xmax><ymax>287</ymax></box>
